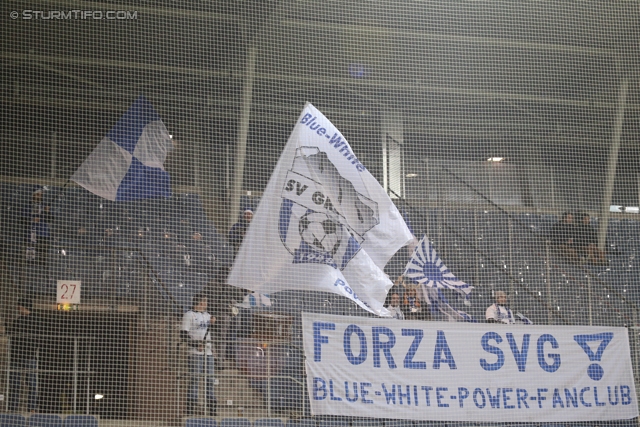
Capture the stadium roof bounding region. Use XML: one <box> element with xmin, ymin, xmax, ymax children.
<box><xmin>1</xmin><ymin>0</ymin><xmax>639</xmax><ymax>203</ymax></box>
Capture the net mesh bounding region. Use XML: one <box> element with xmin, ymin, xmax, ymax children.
<box><xmin>1</xmin><ymin>0</ymin><xmax>639</xmax><ymax>425</ymax></box>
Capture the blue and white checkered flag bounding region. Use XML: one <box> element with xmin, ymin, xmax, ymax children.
<box><xmin>403</xmin><ymin>235</ymin><xmax>473</xmax><ymax>297</ymax></box>
<box><xmin>71</xmin><ymin>95</ymin><xmax>174</xmax><ymax>201</ymax></box>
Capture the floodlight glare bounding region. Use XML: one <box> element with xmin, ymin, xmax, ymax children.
<box><xmin>487</xmin><ymin>157</ymin><xmax>504</xmax><ymax>162</ymax></box>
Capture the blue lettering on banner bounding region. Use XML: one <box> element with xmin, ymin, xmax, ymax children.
<box><xmin>622</xmin><ymin>385</ymin><xmax>632</xmax><ymax>405</ymax></box>
<box><xmin>398</xmin><ymin>385</ymin><xmax>411</xmax><ymax>405</ymax></box>
<box><xmin>373</xmin><ymin>327</ymin><xmax>397</xmax><ymax>369</ymax></box>
<box><xmin>503</xmin><ymin>388</ymin><xmax>515</xmax><ymax>409</ymax></box>
<box><xmin>345</xmin><ymin>381</ymin><xmax>358</xmax><ymax>402</ymax></box>
<box><xmin>473</xmin><ymin>388</ymin><xmax>487</xmax><ymax>409</ymax></box>
<box><xmin>421</xmin><ymin>386</ymin><xmax>433</xmax><ymax>406</ymax></box>
<box><xmin>516</xmin><ymin>388</ymin><xmax>529</xmax><ymax>409</ymax></box>
<box><xmin>402</xmin><ymin>329</ymin><xmax>427</xmax><ymax>370</ymax></box>
<box><xmin>361</xmin><ymin>382</ymin><xmax>374</xmax><ymax>404</ymax></box>
<box><xmin>458</xmin><ymin>387</ymin><xmax>470</xmax><ymax>408</ymax></box>
<box><xmin>313</xmin><ymin>322</ymin><xmax>335</xmax><ymax>362</ymax></box>
<box><xmin>608</xmin><ymin>385</ymin><xmax>619</xmax><ymax>405</ymax></box>
<box><xmin>506</xmin><ymin>333</ymin><xmax>531</xmax><ymax>372</ymax></box>
<box><xmin>552</xmin><ymin>388</ymin><xmax>564</xmax><ymax>408</ymax></box>
<box><xmin>480</xmin><ymin>332</ymin><xmax>505</xmax><ymax>371</ymax></box>
<box><xmin>436</xmin><ymin>387</ymin><xmax>449</xmax><ymax>408</ymax></box>
<box><xmin>594</xmin><ymin>386</ymin><xmax>606</xmax><ymax>407</ymax></box>
<box><xmin>537</xmin><ymin>388</ymin><xmax>548</xmax><ymax>409</ymax></box>
<box><xmin>565</xmin><ymin>388</ymin><xmax>578</xmax><ymax>408</ymax></box>
<box><xmin>487</xmin><ymin>388</ymin><xmax>501</xmax><ymax>409</ymax></box>
<box><xmin>344</xmin><ymin>324</ymin><xmax>367</xmax><ymax>365</ymax></box>
<box><xmin>537</xmin><ymin>334</ymin><xmax>561</xmax><ymax>373</ymax></box>
<box><xmin>382</xmin><ymin>383</ymin><xmax>396</xmax><ymax>404</ymax></box>
<box><xmin>413</xmin><ymin>385</ymin><xmax>419</xmax><ymax>407</ymax></box>
<box><xmin>314</xmin><ymin>377</ymin><xmax>327</xmax><ymax>400</ymax></box>
<box><xmin>433</xmin><ymin>330</ymin><xmax>457</xmax><ymax>369</ymax></box>
<box><xmin>329</xmin><ymin>379</ymin><xmax>342</xmax><ymax>401</ymax></box>
<box><xmin>580</xmin><ymin>387</ymin><xmax>592</xmax><ymax>407</ymax></box>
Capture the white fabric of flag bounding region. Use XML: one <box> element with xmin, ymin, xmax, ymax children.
<box><xmin>71</xmin><ymin>95</ymin><xmax>174</xmax><ymax>201</ymax></box>
<box><xmin>404</xmin><ymin>234</ymin><xmax>473</xmax><ymax>297</ymax></box>
<box><xmin>228</xmin><ymin>103</ymin><xmax>414</xmax><ymax>316</ymax></box>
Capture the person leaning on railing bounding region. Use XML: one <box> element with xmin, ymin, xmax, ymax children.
<box><xmin>485</xmin><ymin>291</ymin><xmax>533</xmax><ymax>325</ymax></box>
<box><xmin>485</xmin><ymin>291</ymin><xmax>516</xmax><ymax>324</ymax></box>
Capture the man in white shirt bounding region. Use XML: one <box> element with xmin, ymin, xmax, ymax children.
<box><xmin>386</xmin><ymin>293</ymin><xmax>405</xmax><ymax>320</ymax></box>
<box><xmin>181</xmin><ymin>293</ymin><xmax>216</xmax><ymax>416</ymax></box>
<box><xmin>485</xmin><ymin>291</ymin><xmax>516</xmax><ymax>324</ymax></box>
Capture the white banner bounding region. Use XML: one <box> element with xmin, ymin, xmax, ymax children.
<box><xmin>303</xmin><ymin>313</ymin><xmax>638</xmax><ymax>422</ymax></box>
<box><xmin>228</xmin><ymin>103</ymin><xmax>413</xmax><ymax>316</ymax></box>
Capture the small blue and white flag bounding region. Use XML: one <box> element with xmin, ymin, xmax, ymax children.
<box><xmin>404</xmin><ymin>234</ymin><xmax>473</xmax><ymax>298</ymax></box>
<box><xmin>71</xmin><ymin>96</ymin><xmax>174</xmax><ymax>201</ymax></box>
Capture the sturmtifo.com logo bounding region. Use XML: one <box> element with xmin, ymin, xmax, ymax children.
<box><xmin>10</xmin><ymin>10</ymin><xmax>138</xmax><ymax>20</ymax></box>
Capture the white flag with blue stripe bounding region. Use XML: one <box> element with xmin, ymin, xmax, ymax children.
<box><xmin>71</xmin><ymin>96</ymin><xmax>174</xmax><ymax>201</ymax></box>
<box><xmin>404</xmin><ymin>235</ymin><xmax>473</xmax><ymax>297</ymax></box>
<box><xmin>228</xmin><ymin>103</ymin><xmax>414</xmax><ymax>317</ymax></box>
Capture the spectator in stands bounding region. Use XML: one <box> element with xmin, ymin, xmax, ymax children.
<box><xmin>485</xmin><ymin>291</ymin><xmax>516</xmax><ymax>324</ymax></box>
<box><xmin>389</xmin><ymin>275</ymin><xmax>406</xmax><ymax>299</ymax></box>
<box><xmin>228</xmin><ymin>209</ymin><xmax>253</xmax><ymax>256</ymax></box>
<box><xmin>181</xmin><ymin>293</ymin><xmax>217</xmax><ymax>416</ymax></box>
<box><xmin>25</xmin><ymin>188</ymin><xmax>53</xmax><ymax>265</ymax></box>
<box><xmin>549</xmin><ymin>211</ymin><xmax>578</xmax><ymax>262</ymax></box>
<box><xmin>575</xmin><ymin>212</ymin><xmax>607</xmax><ymax>265</ymax></box>
<box><xmin>386</xmin><ymin>293</ymin><xmax>404</xmax><ymax>320</ymax></box>
<box><xmin>6</xmin><ymin>298</ymin><xmax>40</xmax><ymax>413</ymax></box>
<box><xmin>403</xmin><ymin>285</ymin><xmax>422</xmax><ymax>319</ymax></box>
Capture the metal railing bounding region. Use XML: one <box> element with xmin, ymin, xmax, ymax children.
<box><xmin>5</xmin><ymin>335</ymin><xmax>94</xmax><ymax>414</ymax></box>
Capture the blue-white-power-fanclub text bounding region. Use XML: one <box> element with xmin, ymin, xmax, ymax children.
<box><xmin>302</xmin><ymin>313</ymin><xmax>638</xmax><ymax>422</ymax></box>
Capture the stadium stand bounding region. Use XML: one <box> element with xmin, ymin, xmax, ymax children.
<box><xmin>61</xmin><ymin>416</ymin><xmax>98</xmax><ymax>427</ymax></box>
<box><xmin>220</xmin><ymin>418</ymin><xmax>252</xmax><ymax>427</ymax></box>
<box><xmin>186</xmin><ymin>418</ymin><xmax>218</xmax><ymax>427</ymax></box>
<box><xmin>0</xmin><ymin>413</ymin><xmax>26</xmax><ymax>427</ymax></box>
<box><xmin>8</xmin><ymin>185</ymin><xmax>640</xmax><ymax>324</ymax></box>
<box><xmin>0</xmin><ymin>185</ymin><xmax>231</xmax><ymax>311</ymax></box>
<box><xmin>254</xmin><ymin>418</ymin><xmax>286</xmax><ymax>427</ymax></box>
<box><xmin>28</xmin><ymin>414</ymin><xmax>63</xmax><ymax>427</ymax></box>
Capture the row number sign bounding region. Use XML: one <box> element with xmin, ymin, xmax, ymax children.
<box><xmin>57</xmin><ymin>280</ymin><xmax>81</xmax><ymax>304</ymax></box>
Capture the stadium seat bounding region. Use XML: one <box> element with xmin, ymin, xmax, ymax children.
<box><xmin>186</xmin><ymin>418</ymin><xmax>217</xmax><ymax>427</ymax></box>
<box><xmin>317</xmin><ymin>417</ymin><xmax>350</xmax><ymax>427</ymax></box>
<box><xmin>255</xmin><ymin>419</ymin><xmax>285</xmax><ymax>427</ymax></box>
<box><xmin>62</xmin><ymin>415</ymin><xmax>98</xmax><ymax>427</ymax></box>
<box><xmin>286</xmin><ymin>419</ymin><xmax>316</xmax><ymax>427</ymax></box>
<box><xmin>383</xmin><ymin>421</ymin><xmax>414</xmax><ymax>427</ymax></box>
<box><xmin>28</xmin><ymin>414</ymin><xmax>63</xmax><ymax>427</ymax></box>
<box><xmin>413</xmin><ymin>421</ymin><xmax>446</xmax><ymax>427</ymax></box>
<box><xmin>220</xmin><ymin>418</ymin><xmax>252</xmax><ymax>427</ymax></box>
<box><xmin>351</xmin><ymin>419</ymin><xmax>382</xmax><ymax>427</ymax></box>
<box><xmin>0</xmin><ymin>414</ymin><xmax>26</xmax><ymax>427</ymax></box>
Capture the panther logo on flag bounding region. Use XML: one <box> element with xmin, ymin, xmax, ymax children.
<box><xmin>278</xmin><ymin>147</ymin><xmax>379</xmax><ymax>270</ymax></box>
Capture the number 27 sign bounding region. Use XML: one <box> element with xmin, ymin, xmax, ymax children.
<box><xmin>57</xmin><ymin>280</ymin><xmax>81</xmax><ymax>304</ymax></box>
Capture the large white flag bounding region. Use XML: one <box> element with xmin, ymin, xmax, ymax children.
<box><xmin>228</xmin><ymin>103</ymin><xmax>413</xmax><ymax>316</ymax></box>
